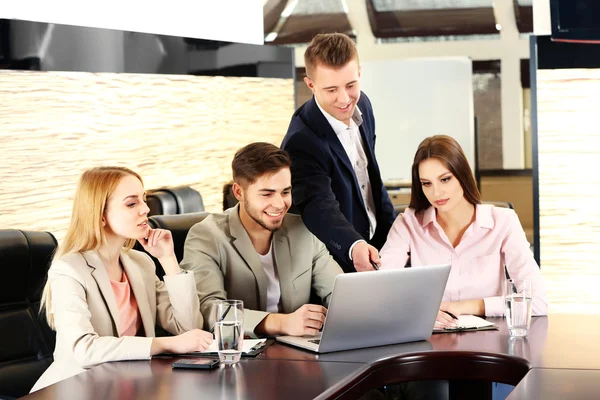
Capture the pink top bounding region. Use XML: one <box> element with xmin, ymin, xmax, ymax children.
<box><xmin>110</xmin><ymin>271</ymin><xmax>142</xmax><ymax>337</ymax></box>
<box><xmin>380</xmin><ymin>204</ymin><xmax>548</xmax><ymax>317</ymax></box>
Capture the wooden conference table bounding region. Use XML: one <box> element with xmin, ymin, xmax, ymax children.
<box><xmin>21</xmin><ymin>314</ymin><xmax>600</xmax><ymax>400</ymax></box>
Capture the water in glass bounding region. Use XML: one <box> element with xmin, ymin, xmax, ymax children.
<box><xmin>505</xmin><ymin>294</ymin><xmax>532</xmax><ymax>337</ymax></box>
<box><xmin>215</xmin><ymin>320</ymin><xmax>243</xmax><ymax>364</ymax></box>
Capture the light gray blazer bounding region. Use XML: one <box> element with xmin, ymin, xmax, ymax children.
<box><xmin>32</xmin><ymin>250</ymin><xmax>201</xmax><ymax>392</ymax></box>
<box><xmin>180</xmin><ymin>204</ymin><xmax>343</xmax><ymax>334</ymax></box>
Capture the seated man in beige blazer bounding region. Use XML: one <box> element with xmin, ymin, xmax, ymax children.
<box><xmin>181</xmin><ymin>142</ymin><xmax>343</xmax><ymax>336</ymax></box>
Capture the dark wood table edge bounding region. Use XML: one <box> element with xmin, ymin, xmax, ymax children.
<box><xmin>314</xmin><ymin>351</ymin><xmax>532</xmax><ymax>399</ymax></box>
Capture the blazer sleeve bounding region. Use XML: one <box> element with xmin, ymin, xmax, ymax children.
<box><xmin>153</xmin><ymin>256</ymin><xmax>203</xmax><ymax>334</ymax></box>
<box><xmin>310</xmin><ymin>236</ymin><xmax>344</xmax><ymax>307</ymax></box>
<box><xmin>485</xmin><ymin>212</ymin><xmax>548</xmax><ymax>317</ymax></box>
<box><xmin>180</xmin><ymin>223</ymin><xmax>269</xmax><ymax>336</ymax></box>
<box><xmin>49</xmin><ymin>260</ymin><xmax>152</xmax><ymax>369</ymax></box>
<box><xmin>284</xmin><ymin>131</ymin><xmax>363</xmax><ymax>265</ymax></box>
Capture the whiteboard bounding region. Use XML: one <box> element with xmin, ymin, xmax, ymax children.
<box><xmin>360</xmin><ymin>57</ymin><xmax>474</xmax><ymax>182</ymax></box>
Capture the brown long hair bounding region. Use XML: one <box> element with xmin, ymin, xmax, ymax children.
<box><xmin>41</xmin><ymin>166</ymin><xmax>143</xmax><ymax>328</ymax></box>
<box><xmin>409</xmin><ymin>135</ymin><xmax>481</xmax><ymax>212</ymax></box>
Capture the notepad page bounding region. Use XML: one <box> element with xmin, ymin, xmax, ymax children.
<box><xmin>455</xmin><ymin>315</ymin><xmax>495</xmax><ymax>328</ymax></box>
<box><xmin>201</xmin><ymin>339</ymin><xmax>266</xmax><ymax>354</ymax></box>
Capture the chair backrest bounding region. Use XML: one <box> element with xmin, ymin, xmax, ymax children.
<box><xmin>139</xmin><ymin>212</ymin><xmax>211</xmax><ymax>279</ymax></box>
<box><xmin>222</xmin><ymin>182</ymin><xmax>238</xmax><ymax>211</ymax></box>
<box><xmin>394</xmin><ymin>204</ymin><xmax>409</xmax><ymax>215</ymax></box>
<box><xmin>146</xmin><ymin>186</ymin><xmax>204</xmax><ymax>216</ymax></box>
<box><xmin>393</xmin><ymin>202</ymin><xmax>513</xmax><ymax>216</ymax></box>
<box><xmin>484</xmin><ymin>201</ymin><xmax>514</xmax><ymax>209</ymax></box>
<box><xmin>0</xmin><ymin>230</ymin><xmax>57</xmax><ymax>398</ymax></box>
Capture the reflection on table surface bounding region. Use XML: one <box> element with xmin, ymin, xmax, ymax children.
<box><xmin>22</xmin><ymin>315</ymin><xmax>600</xmax><ymax>400</ymax></box>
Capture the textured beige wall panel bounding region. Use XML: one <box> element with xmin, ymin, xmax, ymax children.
<box><xmin>537</xmin><ymin>68</ymin><xmax>600</xmax><ymax>314</ymax></box>
<box><xmin>0</xmin><ymin>70</ymin><xmax>294</xmax><ymax>242</ymax></box>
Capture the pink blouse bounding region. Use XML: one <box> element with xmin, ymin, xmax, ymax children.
<box><xmin>380</xmin><ymin>204</ymin><xmax>548</xmax><ymax>317</ymax></box>
<box><xmin>110</xmin><ymin>271</ymin><xmax>142</xmax><ymax>336</ymax></box>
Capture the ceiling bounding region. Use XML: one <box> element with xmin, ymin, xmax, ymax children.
<box><xmin>263</xmin><ymin>0</ymin><xmax>533</xmax><ymax>44</ymax></box>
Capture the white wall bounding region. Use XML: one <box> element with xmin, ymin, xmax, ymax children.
<box><xmin>360</xmin><ymin>57</ymin><xmax>474</xmax><ymax>181</ymax></box>
<box><xmin>1</xmin><ymin>0</ymin><xmax>265</xmax><ymax>45</ymax></box>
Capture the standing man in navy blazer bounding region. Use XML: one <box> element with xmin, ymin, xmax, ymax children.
<box><xmin>282</xmin><ymin>33</ymin><xmax>395</xmax><ymax>273</ymax></box>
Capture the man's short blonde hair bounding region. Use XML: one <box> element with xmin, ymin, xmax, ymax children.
<box><xmin>304</xmin><ymin>33</ymin><xmax>359</xmax><ymax>78</ymax></box>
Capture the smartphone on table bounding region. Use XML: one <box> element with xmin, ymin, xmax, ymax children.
<box><xmin>172</xmin><ymin>358</ymin><xmax>220</xmax><ymax>370</ymax></box>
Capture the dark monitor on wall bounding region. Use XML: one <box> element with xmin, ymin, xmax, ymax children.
<box><xmin>550</xmin><ymin>0</ymin><xmax>600</xmax><ymax>43</ymax></box>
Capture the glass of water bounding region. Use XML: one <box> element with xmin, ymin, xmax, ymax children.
<box><xmin>504</xmin><ymin>279</ymin><xmax>532</xmax><ymax>337</ymax></box>
<box><xmin>214</xmin><ymin>300</ymin><xmax>244</xmax><ymax>365</ymax></box>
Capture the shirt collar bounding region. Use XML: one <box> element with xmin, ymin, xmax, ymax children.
<box><xmin>421</xmin><ymin>204</ymin><xmax>494</xmax><ymax>229</ymax></box>
<box><xmin>421</xmin><ymin>206</ymin><xmax>437</xmax><ymax>228</ymax></box>
<box><xmin>315</xmin><ymin>97</ymin><xmax>363</xmax><ymax>137</ymax></box>
<box><xmin>475</xmin><ymin>204</ymin><xmax>495</xmax><ymax>229</ymax></box>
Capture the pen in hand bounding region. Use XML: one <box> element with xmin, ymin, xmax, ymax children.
<box><xmin>444</xmin><ymin>310</ymin><xmax>459</xmax><ymax>320</ymax></box>
<box><xmin>370</xmin><ymin>260</ymin><xmax>380</xmax><ymax>270</ymax></box>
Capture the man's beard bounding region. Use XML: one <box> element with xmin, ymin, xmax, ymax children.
<box><xmin>244</xmin><ymin>199</ymin><xmax>282</xmax><ymax>232</ymax></box>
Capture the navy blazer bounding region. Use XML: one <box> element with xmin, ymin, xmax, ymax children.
<box><xmin>281</xmin><ymin>92</ymin><xmax>396</xmax><ymax>273</ymax></box>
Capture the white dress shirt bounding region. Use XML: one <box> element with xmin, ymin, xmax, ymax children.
<box><xmin>315</xmin><ymin>99</ymin><xmax>377</xmax><ymax>241</ymax></box>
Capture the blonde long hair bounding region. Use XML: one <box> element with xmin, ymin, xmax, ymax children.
<box><xmin>41</xmin><ymin>166</ymin><xmax>143</xmax><ymax>328</ymax></box>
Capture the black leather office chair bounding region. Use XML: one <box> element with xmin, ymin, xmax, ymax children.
<box><xmin>137</xmin><ymin>212</ymin><xmax>210</xmax><ymax>280</ymax></box>
<box><xmin>146</xmin><ymin>186</ymin><xmax>204</xmax><ymax>216</ymax></box>
<box><xmin>222</xmin><ymin>182</ymin><xmax>238</xmax><ymax>211</ymax></box>
<box><xmin>0</xmin><ymin>230</ymin><xmax>57</xmax><ymax>398</ymax></box>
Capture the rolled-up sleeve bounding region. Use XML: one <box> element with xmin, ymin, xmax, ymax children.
<box><xmin>379</xmin><ymin>214</ymin><xmax>411</xmax><ymax>270</ymax></box>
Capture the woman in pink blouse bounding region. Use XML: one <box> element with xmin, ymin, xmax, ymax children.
<box><xmin>32</xmin><ymin>167</ymin><xmax>213</xmax><ymax>392</ymax></box>
<box><xmin>380</xmin><ymin>135</ymin><xmax>547</xmax><ymax>327</ymax></box>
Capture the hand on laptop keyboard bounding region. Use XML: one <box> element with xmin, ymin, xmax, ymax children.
<box><xmin>280</xmin><ymin>304</ymin><xmax>327</xmax><ymax>336</ymax></box>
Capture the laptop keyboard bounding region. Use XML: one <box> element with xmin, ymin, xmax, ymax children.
<box><xmin>308</xmin><ymin>339</ymin><xmax>321</xmax><ymax>345</ymax></box>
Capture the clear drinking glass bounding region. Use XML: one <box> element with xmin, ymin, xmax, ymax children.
<box><xmin>504</xmin><ymin>278</ymin><xmax>532</xmax><ymax>337</ymax></box>
<box><xmin>214</xmin><ymin>300</ymin><xmax>244</xmax><ymax>365</ymax></box>
<box><xmin>508</xmin><ymin>336</ymin><xmax>531</xmax><ymax>359</ymax></box>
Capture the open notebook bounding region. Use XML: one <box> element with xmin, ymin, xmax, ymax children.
<box><xmin>433</xmin><ymin>315</ymin><xmax>498</xmax><ymax>333</ymax></box>
<box><xmin>155</xmin><ymin>339</ymin><xmax>268</xmax><ymax>358</ymax></box>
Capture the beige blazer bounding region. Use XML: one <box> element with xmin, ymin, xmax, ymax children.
<box><xmin>31</xmin><ymin>249</ymin><xmax>201</xmax><ymax>392</ymax></box>
<box><xmin>180</xmin><ymin>204</ymin><xmax>343</xmax><ymax>334</ymax></box>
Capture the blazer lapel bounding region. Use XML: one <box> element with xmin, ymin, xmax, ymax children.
<box><xmin>120</xmin><ymin>251</ymin><xmax>155</xmax><ymax>337</ymax></box>
<box><xmin>305</xmin><ymin>96</ymin><xmax>364</xmax><ymax>201</ymax></box>
<box><xmin>327</xmin><ymin>133</ymin><xmax>361</xmax><ymax>187</ymax></box>
<box><xmin>359</xmin><ymin>124</ymin><xmax>375</xmax><ymax>163</ymax></box>
<box><xmin>228</xmin><ymin>205</ymin><xmax>268</xmax><ymax>311</ymax></box>
<box><xmin>273</xmin><ymin>230</ymin><xmax>293</xmax><ymax>313</ymax></box>
<box><xmin>305</xmin><ymin>97</ymin><xmax>357</xmax><ymax>178</ymax></box>
<box><xmin>82</xmin><ymin>251</ymin><xmax>121</xmax><ymax>336</ymax></box>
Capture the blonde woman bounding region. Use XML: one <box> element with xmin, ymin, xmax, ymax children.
<box><xmin>31</xmin><ymin>167</ymin><xmax>212</xmax><ymax>392</ymax></box>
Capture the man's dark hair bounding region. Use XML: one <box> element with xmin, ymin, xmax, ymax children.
<box><xmin>232</xmin><ymin>142</ymin><xmax>292</xmax><ymax>186</ymax></box>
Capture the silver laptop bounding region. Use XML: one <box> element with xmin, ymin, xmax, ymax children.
<box><xmin>275</xmin><ymin>264</ymin><xmax>451</xmax><ymax>353</ymax></box>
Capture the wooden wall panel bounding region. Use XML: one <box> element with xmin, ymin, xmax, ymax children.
<box><xmin>0</xmin><ymin>70</ymin><xmax>294</xmax><ymax>242</ymax></box>
<box><xmin>537</xmin><ymin>68</ymin><xmax>600</xmax><ymax>313</ymax></box>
